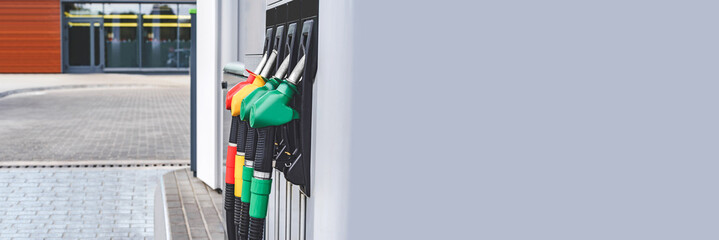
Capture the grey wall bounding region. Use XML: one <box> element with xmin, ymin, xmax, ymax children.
<box><xmin>313</xmin><ymin>0</ymin><xmax>719</xmax><ymax>239</ymax></box>
<box><xmin>311</xmin><ymin>1</ymin><xmax>354</xmax><ymax>239</ymax></box>
<box><xmin>238</xmin><ymin>0</ymin><xmax>266</xmax><ymax>72</ymax></box>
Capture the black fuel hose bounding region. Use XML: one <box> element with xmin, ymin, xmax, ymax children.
<box><xmin>225</xmin><ymin>116</ymin><xmax>239</xmax><ymax>240</ymax></box>
<box><xmin>239</xmin><ymin>127</ymin><xmax>257</xmax><ymax>240</ymax></box>
<box><xmin>248</xmin><ymin>127</ymin><xmax>276</xmax><ymax>240</ymax></box>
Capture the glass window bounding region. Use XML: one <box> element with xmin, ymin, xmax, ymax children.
<box><xmin>64</xmin><ymin>3</ymin><xmax>103</xmax><ymax>66</ymax></box>
<box><xmin>177</xmin><ymin>4</ymin><xmax>195</xmax><ymax>68</ymax></box>
<box><xmin>104</xmin><ymin>3</ymin><xmax>139</xmax><ymax>15</ymax></box>
<box><xmin>104</xmin><ymin>4</ymin><xmax>140</xmax><ymax>68</ymax></box>
<box><xmin>94</xmin><ymin>26</ymin><xmax>100</xmax><ymax>66</ymax></box>
<box><xmin>64</xmin><ymin>3</ymin><xmax>103</xmax><ymax>17</ymax></box>
<box><xmin>68</xmin><ymin>23</ymin><xmax>91</xmax><ymax>66</ymax></box>
<box><xmin>141</xmin><ymin>4</ymin><xmax>179</xmax><ymax>68</ymax></box>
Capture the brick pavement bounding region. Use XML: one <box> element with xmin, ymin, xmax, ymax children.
<box><xmin>0</xmin><ymin>168</ymin><xmax>176</xmax><ymax>240</ymax></box>
<box><xmin>0</xmin><ymin>86</ymin><xmax>189</xmax><ymax>161</ymax></box>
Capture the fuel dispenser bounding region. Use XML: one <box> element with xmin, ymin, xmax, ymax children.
<box><xmin>236</xmin><ymin>33</ymin><xmax>290</xmax><ymax>240</ymax></box>
<box><xmin>234</xmin><ymin>55</ymin><xmax>290</xmax><ymax>240</ymax></box>
<box><xmin>248</xmin><ymin>55</ymin><xmax>305</xmax><ymax>240</ymax></box>
<box><xmin>225</xmin><ymin>36</ymin><xmax>279</xmax><ymax>240</ymax></box>
<box><xmin>225</xmin><ymin>1</ymin><xmax>316</xmax><ymax>239</ymax></box>
<box><xmin>224</xmin><ymin>58</ymin><xmax>271</xmax><ymax>240</ymax></box>
<box><xmin>240</xmin><ymin>20</ymin><xmax>316</xmax><ymax>240</ymax></box>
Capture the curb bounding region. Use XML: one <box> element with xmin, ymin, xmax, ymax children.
<box><xmin>155</xmin><ymin>172</ymin><xmax>172</xmax><ymax>240</ymax></box>
<box><xmin>0</xmin><ymin>84</ymin><xmax>160</xmax><ymax>99</ymax></box>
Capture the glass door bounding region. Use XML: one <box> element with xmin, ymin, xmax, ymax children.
<box><xmin>66</xmin><ymin>19</ymin><xmax>104</xmax><ymax>72</ymax></box>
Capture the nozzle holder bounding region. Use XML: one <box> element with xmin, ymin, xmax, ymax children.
<box><xmin>272</xmin><ymin>25</ymin><xmax>286</xmax><ymax>74</ymax></box>
<box><xmin>273</xmin><ymin>22</ymin><xmax>300</xmax><ymax>172</ymax></box>
<box><xmin>263</xmin><ymin>28</ymin><xmax>274</xmax><ymax>57</ymax></box>
<box><xmin>288</xmin><ymin>19</ymin><xmax>316</xmax><ymax>196</ymax></box>
<box><xmin>270</xmin><ymin>19</ymin><xmax>316</xmax><ymax>196</ymax></box>
<box><xmin>252</xmin><ymin>18</ymin><xmax>316</xmax><ymax>196</ymax></box>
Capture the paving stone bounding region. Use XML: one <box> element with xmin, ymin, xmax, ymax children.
<box><xmin>97</xmin><ymin>232</ymin><xmax>130</xmax><ymax>238</ymax></box>
<box><xmin>63</xmin><ymin>232</ymin><xmax>97</xmax><ymax>238</ymax></box>
<box><xmin>1</xmin><ymin>219</ymin><xmax>32</xmax><ymax>224</ymax></box>
<box><xmin>29</xmin><ymin>232</ymin><xmax>64</xmax><ymax>238</ymax></box>
<box><xmin>5</xmin><ymin>211</ymin><xmax>36</xmax><ymax>216</ymax></box>
<box><xmin>15</xmin><ymin>215</ymin><xmax>48</xmax><ymax>220</ymax></box>
<box><xmin>49</xmin><ymin>228</ymin><xmax>79</xmax><ymax>233</ymax></box>
<box><xmin>17</xmin><ymin>228</ymin><xmax>48</xmax><ymax>233</ymax></box>
<box><xmin>0</xmin><ymin>233</ymin><xmax>30</xmax><ymax>238</ymax></box>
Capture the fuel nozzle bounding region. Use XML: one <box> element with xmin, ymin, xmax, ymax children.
<box><xmin>225</xmin><ymin>52</ymin><xmax>271</xmax><ymax>111</ymax></box>
<box><xmin>248</xmin><ymin>55</ymin><xmax>305</xmax><ymax>128</ymax></box>
<box><xmin>240</xmin><ymin>51</ymin><xmax>269</xmax><ymax>85</ymax></box>
<box><xmin>222</xmin><ymin>56</ymin><xmax>266</xmax><ymax>240</ymax></box>
<box><xmin>229</xmin><ymin>52</ymin><xmax>281</xmax><ymax>117</ymax></box>
<box><xmin>239</xmin><ymin>54</ymin><xmax>291</xmax><ymax>121</ymax></box>
<box><xmin>228</xmin><ymin>51</ymin><xmax>273</xmax><ymax>240</ymax></box>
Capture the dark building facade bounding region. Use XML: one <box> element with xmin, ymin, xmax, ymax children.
<box><xmin>0</xmin><ymin>0</ymin><xmax>196</xmax><ymax>73</ymax></box>
<box><xmin>62</xmin><ymin>1</ymin><xmax>196</xmax><ymax>73</ymax></box>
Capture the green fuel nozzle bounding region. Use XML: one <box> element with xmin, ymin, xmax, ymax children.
<box><xmin>238</xmin><ymin>53</ymin><xmax>292</xmax><ymax>122</ymax></box>
<box><xmin>249</xmin><ymin>55</ymin><xmax>305</xmax><ymax>128</ymax></box>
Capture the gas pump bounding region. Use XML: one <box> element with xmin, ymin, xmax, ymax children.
<box><xmin>224</xmin><ymin>53</ymin><xmax>270</xmax><ymax>240</ymax></box>
<box><xmin>234</xmin><ymin>54</ymin><xmax>293</xmax><ymax>240</ymax></box>
<box><xmin>226</xmin><ymin>3</ymin><xmax>317</xmax><ymax>239</ymax></box>
<box><xmin>232</xmin><ymin>55</ymin><xmax>290</xmax><ymax>240</ymax></box>
<box><xmin>246</xmin><ymin>57</ymin><xmax>305</xmax><ymax>240</ymax></box>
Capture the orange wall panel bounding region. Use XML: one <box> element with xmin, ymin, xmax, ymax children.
<box><xmin>0</xmin><ymin>0</ymin><xmax>61</xmax><ymax>73</ymax></box>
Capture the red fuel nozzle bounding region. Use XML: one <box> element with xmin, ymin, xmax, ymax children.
<box><xmin>225</xmin><ymin>52</ymin><xmax>271</xmax><ymax>110</ymax></box>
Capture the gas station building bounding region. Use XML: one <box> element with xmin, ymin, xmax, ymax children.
<box><xmin>0</xmin><ymin>0</ymin><xmax>196</xmax><ymax>73</ymax></box>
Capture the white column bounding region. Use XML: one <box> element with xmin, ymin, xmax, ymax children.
<box><xmin>309</xmin><ymin>1</ymin><xmax>355</xmax><ymax>240</ymax></box>
<box><xmin>195</xmin><ymin>0</ymin><xmax>221</xmax><ymax>189</ymax></box>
